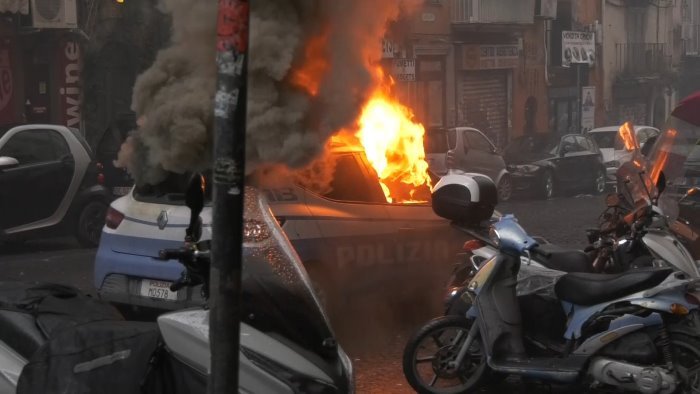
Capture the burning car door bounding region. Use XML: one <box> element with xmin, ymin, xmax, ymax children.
<box><xmin>302</xmin><ymin>152</ymin><xmax>394</xmax><ymax>278</ymax></box>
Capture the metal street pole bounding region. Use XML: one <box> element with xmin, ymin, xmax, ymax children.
<box><xmin>210</xmin><ymin>1</ymin><xmax>249</xmax><ymax>393</ymax></box>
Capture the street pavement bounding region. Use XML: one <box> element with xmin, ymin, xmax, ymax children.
<box><xmin>0</xmin><ymin>193</ymin><xmax>606</xmax><ymax>393</ymax></box>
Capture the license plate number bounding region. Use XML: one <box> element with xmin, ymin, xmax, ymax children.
<box><xmin>140</xmin><ymin>280</ymin><xmax>178</xmax><ymax>301</ymax></box>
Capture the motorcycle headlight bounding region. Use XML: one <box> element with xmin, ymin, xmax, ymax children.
<box><xmin>489</xmin><ymin>226</ymin><xmax>501</xmax><ymax>247</ymax></box>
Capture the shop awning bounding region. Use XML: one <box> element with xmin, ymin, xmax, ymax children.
<box><xmin>0</xmin><ymin>0</ymin><xmax>29</xmax><ymax>15</ymax></box>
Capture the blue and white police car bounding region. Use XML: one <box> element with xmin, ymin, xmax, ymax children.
<box><xmin>94</xmin><ymin>144</ymin><xmax>469</xmax><ymax>314</ymax></box>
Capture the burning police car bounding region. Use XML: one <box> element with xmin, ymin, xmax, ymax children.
<box><xmin>93</xmin><ymin>144</ymin><xmax>472</xmax><ymax>316</ymax></box>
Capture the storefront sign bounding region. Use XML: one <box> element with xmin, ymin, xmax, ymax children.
<box><xmin>461</xmin><ymin>44</ymin><xmax>520</xmax><ymax>70</ymax></box>
<box><xmin>382</xmin><ymin>38</ymin><xmax>397</xmax><ymax>59</ymax></box>
<box><xmin>0</xmin><ymin>44</ymin><xmax>12</xmax><ymax>113</ymax></box>
<box><xmin>57</xmin><ymin>38</ymin><xmax>81</xmax><ymax>128</ymax></box>
<box><xmin>562</xmin><ymin>31</ymin><xmax>595</xmax><ymax>67</ymax></box>
<box><xmin>391</xmin><ymin>58</ymin><xmax>415</xmax><ymax>81</ymax></box>
<box><xmin>581</xmin><ymin>86</ymin><xmax>595</xmax><ymax>131</ymax></box>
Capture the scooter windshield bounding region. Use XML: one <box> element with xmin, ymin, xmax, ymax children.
<box><xmin>647</xmin><ymin>115</ymin><xmax>700</xmax><ymax>223</ymax></box>
<box><xmin>615</xmin><ymin>122</ymin><xmax>659</xmax><ymax>211</ymax></box>
<box><xmin>240</xmin><ymin>187</ymin><xmax>339</xmax><ymax>362</ymax></box>
<box><xmin>617</xmin><ymin>98</ymin><xmax>700</xmax><ymax>223</ymax></box>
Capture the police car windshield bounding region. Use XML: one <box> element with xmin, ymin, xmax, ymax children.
<box><xmin>133</xmin><ymin>171</ymin><xmax>212</xmax><ymax>206</ymax></box>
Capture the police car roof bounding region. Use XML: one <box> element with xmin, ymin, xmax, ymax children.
<box><xmin>328</xmin><ymin>140</ymin><xmax>365</xmax><ymax>154</ymax></box>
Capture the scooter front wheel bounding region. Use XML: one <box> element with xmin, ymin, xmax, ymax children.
<box><xmin>402</xmin><ymin>315</ymin><xmax>492</xmax><ymax>394</ymax></box>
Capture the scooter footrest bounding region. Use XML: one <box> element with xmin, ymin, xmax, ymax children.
<box><xmin>489</xmin><ymin>355</ymin><xmax>588</xmax><ymax>383</ymax></box>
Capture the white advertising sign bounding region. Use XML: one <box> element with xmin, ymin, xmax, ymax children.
<box><xmin>391</xmin><ymin>58</ymin><xmax>416</xmax><ymax>81</ymax></box>
<box><xmin>382</xmin><ymin>39</ymin><xmax>396</xmax><ymax>59</ymax></box>
<box><xmin>581</xmin><ymin>86</ymin><xmax>595</xmax><ymax>131</ymax></box>
<box><xmin>562</xmin><ymin>31</ymin><xmax>595</xmax><ymax>67</ymax></box>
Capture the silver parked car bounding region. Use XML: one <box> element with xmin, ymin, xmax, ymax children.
<box><xmin>585</xmin><ymin>125</ymin><xmax>659</xmax><ymax>186</ymax></box>
<box><xmin>424</xmin><ymin>127</ymin><xmax>511</xmax><ymax>201</ymax></box>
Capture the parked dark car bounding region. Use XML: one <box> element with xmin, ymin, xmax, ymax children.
<box><xmin>0</xmin><ymin>124</ymin><xmax>112</xmax><ymax>247</ymax></box>
<box><xmin>504</xmin><ymin>133</ymin><xmax>607</xmax><ymax>199</ymax></box>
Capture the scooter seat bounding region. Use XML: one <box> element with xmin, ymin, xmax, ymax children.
<box><xmin>0</xmin><ymin>310</ymin><xmax>45</xmax><ymax>359</ymax></box>
<box><xmin>554</xmin><ymin>268</ymin><xmax>673</xmax><ymax>306</ymax></box>
<box><xmin>537</xmin><ymin>244</ymin><xmax>593</xmax><ymax>273</ymax></box>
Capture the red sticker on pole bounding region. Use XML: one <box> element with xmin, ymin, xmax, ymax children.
<box><xmin>217</xmin><ymin>0</ymin><xmax>249</xmax><ymax>53</ymax></box>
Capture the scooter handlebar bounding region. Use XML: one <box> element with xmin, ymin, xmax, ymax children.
<box><xmin>158</xmin><ymin>248</ymin><xmax>192</xmax><ymax>261</ymax></box>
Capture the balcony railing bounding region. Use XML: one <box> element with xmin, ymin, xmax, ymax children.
<box><xmin>683</xmin><ymin>24</ymin><xmax>700</xmax><ymax>56</ymax></box>
<box><xmin>615</xmin><ymin>43</ymin><xmax>671</xmax><ymax>77</ymax></box>
<box><xmin>451</xmin><ymin>0</ymin><xmax>535</xmax><ymax>24</ymax></box>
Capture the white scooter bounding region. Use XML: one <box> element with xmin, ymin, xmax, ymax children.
<box><xmin>0</xmin><ymin>175</ymin><xmax>353</xmax><ymax>394</ymax></box>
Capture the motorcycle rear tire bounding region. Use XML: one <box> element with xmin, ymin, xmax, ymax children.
<box><xmin>402</xmin><ymin>315</ymin><xmax>496</xmax><ymax>394</ymax></box>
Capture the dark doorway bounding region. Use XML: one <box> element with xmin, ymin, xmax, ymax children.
<box><xmin>24</xmin><ymin>62</ymin><xmax>51</xmax><ymax>123</ymax></box>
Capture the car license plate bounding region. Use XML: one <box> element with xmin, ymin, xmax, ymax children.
<box><xmin>140</xmin><ymin>279</ymin><xmax>178</xmax><ymax>301</ymax></box>
<box><xmin>113</xmin><ymin>187</ymin><xmax>131</xmax><ymax>196</ymax></box>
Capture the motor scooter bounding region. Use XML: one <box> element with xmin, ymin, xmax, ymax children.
<box><xmin>0</xmin><ymin>174</ymin><xmax>353</xmax><ymax>394</ymax></box>
<box><xmin>404</xmin><ymin>213</ymin><xmax>700</xmax><ymax>393</ymax></box>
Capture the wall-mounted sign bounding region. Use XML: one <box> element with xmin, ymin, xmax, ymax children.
<box><xmin>461</xmin><ymin>44</ymin><xmax>520</xmax><ymax>70</ymax></box>
<box><xmin>391</xmin><ymin>58</ymin><xmax>415</xmax><ymax>81</ymax></box>
<box><xmin>581</xmin><ymin>86</ymin><xmax>595</xmax><ymax>131</ymax></box>
<box><xmin>562</xmin><ymin>31</ymin><xmax>595</xmax><ymax>67</ymax></box>
<box><xmin>421</xmin><ymin>12</ymin><xmax>436</xmax><ymax>22</ymax></box>
<box><xmin>57</xmin><ymin>38</ymin><xmax>81</xmax><ymax>128</ymax></box>
<box><xmin>0</xmin><ymin>47</ymin><xmax>12</xmax><ymax>113</ymax></box>
<box><xmin>382</xmin><ymin>38</ymin><xmax>397</xmax><ymax>59</ymax></box>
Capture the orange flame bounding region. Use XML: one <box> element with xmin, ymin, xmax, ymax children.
<box><xmin>356</xmin><ymin>93</ymin><xmax>432</xmax><ymax>203</ymax></box>
<box><xmin>290</xmin><ymin>33</ymin><xmax>329</xmax><ymax>96</ymax></box>
<box><xmin>328</xmin><ymin>68</ymin><xmax>432</xmax><ymax>203</ymax></box>
<box><xmin>290</xmin><ymin>35</ymin><xmax>432</xmax><ymax>204</ymax></box>
<box><xmin>619</xmin><ymin>121</ymin><xmax>639</xmax><ymax>152</ymax></box>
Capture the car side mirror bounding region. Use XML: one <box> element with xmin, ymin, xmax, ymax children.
<box><xmin>559</xmin><ymin>146</ymin><xmax>568</xmax><ymax>157</ymax></box>
<box><xmin>185</xmin><ymin>173</ymin><xmax>205</xmax><ymax>242</ymax></box>
<box><xmin>0</xmin><ymin>156</ymin><xmax>19</xmax><ymax>170</ymax></box>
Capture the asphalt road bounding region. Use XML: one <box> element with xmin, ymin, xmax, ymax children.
<box><xmin>0</xmin><ymin>193</ymin><xmax>606</xmax><ymax>393</ymax></box>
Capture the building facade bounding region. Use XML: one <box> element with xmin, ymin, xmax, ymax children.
<box><xmin>0</xmin><ymin>0</ymin><xmax>85</xmax><ymax>128</ymax></box>
<box><xmin>392</xmin><ymin>0</ymin><xmax>684</xmax><ymax>147</ymax></box>
<box><xmin>0</xmin><ymin>0</ymin><xmax>168</xmax><ymax>160</ymax></box>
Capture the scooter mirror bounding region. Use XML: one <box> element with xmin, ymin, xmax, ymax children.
<box><xmin>657</xmin><ymin>171</ymin><xmax>667</xmax><ymax>196</ymax></box>
<box><xmin>185</xmin><ymin>173</ymin><xmax>205</xmax><ymax>241</ymax></box>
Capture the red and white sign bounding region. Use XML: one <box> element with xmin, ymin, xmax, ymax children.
<box><xmin>0</xmin><ymin>37</ymin><xmax>16</xmax><ymax>124</ymax></box>
<box><xmin>56</xmin><ymin>37</ymin><xmax>81</xmax><ymax>129</ymax></box>
<box><xmin>0</xmin><ymin>45</ymin><xmax>12</xmax><ymax>112</ymax></box>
